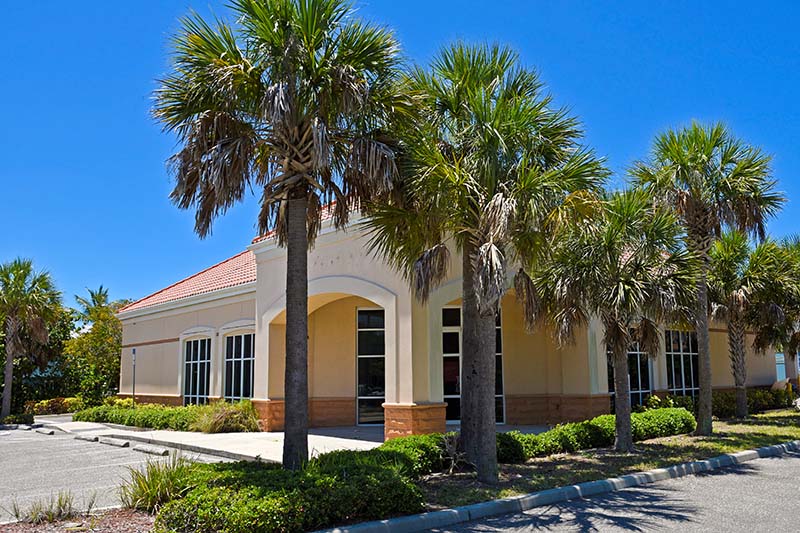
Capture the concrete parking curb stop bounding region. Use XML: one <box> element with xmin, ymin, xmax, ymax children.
<box><xmin>321</xmin><ymin>439</ymin><xmax>800</xmax><ymax>533</ymax></box>
<box><xmin>98</xmin><ymin>437</ymin><xmax>130</xmax><ymax>448</ymax></box>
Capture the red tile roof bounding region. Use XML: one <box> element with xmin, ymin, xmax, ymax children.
<box><xmin>119</xmin><ymin>250</ymin><xmax>257</xmax><ymax>314</ymax></box>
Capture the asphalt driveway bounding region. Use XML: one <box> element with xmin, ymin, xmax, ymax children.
<box><xmin>435</xmin><ymin>450</ymin><xmax>800</xmax><ymax>532</ymax></box>
<box><xmin>0</xmin><ymin>428</ymin><xmax>218</xmax><ymax>523</ymax></box>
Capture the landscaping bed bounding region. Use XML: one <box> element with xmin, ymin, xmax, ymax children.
<box><xmin>73</xmin><ymin>400</ymin><xmax>260</xmax><ymax>433</ymax></box>
<box><xmin>2</xmin><ymin>508</ymin><xmax>154</xmax><ymax>533</ymax></box>
<box><xmin>422</xmin><ymin>409</ymin><xmax>800</xmax><ymax>508</ymax></box>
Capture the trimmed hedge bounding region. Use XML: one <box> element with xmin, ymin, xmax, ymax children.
<box><xmin>0</xmin><ymin>413</ymin><xmax>34</xmax><ymax>425</ymax></box>
<box><xmin>712</xmin><ymin>388</ymin><xmax>793</xmax><ymax>418</ymax></box>
<box><xmin>500</xmin><ymin>408</ymin><xmax>696</xmax><ymax>462</ymax></box>
<box><xmin>151</xmin><ymin>452</ymin><xmax>423</xmax><ymax>533</ymax></box>
<box><xmin>136</xmin><ymin>407</ymin><xmax>697</xmax><ymax>531</ymax></box>
<box><xmin>24</xmin><ymin>397</ymin><xmax>85</xmax><ymax>415</ymax></box>
<box><xmin>73</xmin><ymin>400</ymin><xmax>260</xmax><ymax>433</ymax></box>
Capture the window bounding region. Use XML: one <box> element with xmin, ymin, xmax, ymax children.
<box><xmin>224</xmin><ymin>333</ymin><xmax>255</xmax><ymax>401</ymax></box>
<box><xmin>184</xmin><ymin>338</ymin><xmax>211</xmax><ymax>405</ymax></box>
<box><xmin>666</xmin><ymin>330</ymin><xmax>699</xmax><ymax>397</ymax></box>
<box><xmin>608</xmin><ymin>342</ymin><xmax>651</xmax><ymax>408</ymax></box>
<box><xmin>441</xmin><ymin>307</ymin><xmax>505</xmax><ymax>423</ymax></box>
<box><xmin>776</xmin><ymin>353</ymin><xmax>786</xmax><ymax>381</ymax></box>
<box><xmin>357</xmin><ymin>309</ymin><xmax>385</xmax><ymax>424</ymax></box>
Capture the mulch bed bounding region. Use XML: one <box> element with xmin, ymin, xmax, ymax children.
<box><xmin>2</xmin><ymin>509</ymin><xmax>154</xmax><ymax>533</ymax></box>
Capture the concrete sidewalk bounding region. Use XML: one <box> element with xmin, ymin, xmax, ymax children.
<box><xmin>39</xmin><ymin>419</ymin><xmax>382</xmax><ymax>462</ymax></box>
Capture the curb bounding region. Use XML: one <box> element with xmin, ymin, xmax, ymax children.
<box><xmin>321</xmin><ymin>439</ymin><xmax>800</xmax><ymax>533</ymax></box>
<box><xmin>102</xmin><ymin>433</ymin><xmax>272</xmax><ymax>463</ymax></box>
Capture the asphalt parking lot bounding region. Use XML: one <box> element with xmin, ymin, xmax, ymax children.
<box><xmin>435</xmin><ymin>450</ymin><xmax>800</xmax><ymax>532</ymax></box>
<box><xmin>0</xmin><ymin>428</ymin><xmax>218</xmax><ymax>523</ymax></box>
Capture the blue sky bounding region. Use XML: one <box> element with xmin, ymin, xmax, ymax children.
<box><xmin>2</xmin><ymin>1</ymin><xmax>799</xmax><ymax>305</ymax></box>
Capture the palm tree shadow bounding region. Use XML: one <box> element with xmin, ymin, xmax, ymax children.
<box><xmin>449</xmin><ymin>462</ymin><xmax>765</xmax><ymax>532</ymax></box>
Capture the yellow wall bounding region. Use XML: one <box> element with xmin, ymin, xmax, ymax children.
<box><xmin>119</xmin><ymin>297</ymin><xmax>255</xmax><ymax>397</ymax></box>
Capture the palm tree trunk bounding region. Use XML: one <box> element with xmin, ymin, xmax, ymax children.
<box><xmin>1</xmin><ymin>319</ymin><xmax>15</xmax><ymax>419</ymax></box>
<box><xmin>282</xmin><ymin>196</ymin><xmax>309</xmax><ymax>470</ymax></box>
<box><xmin>612</xmin><ymin>345</ymin><xmax>634</xmax><ymax>452</ymax></box>
<box><xmin>460</xmin><ymin>241</ymin><xmax>498</xmax><ymax>483</ymax></box>
<box><xmin>694</xmin><ymin>276</ymin><xmax>714</xmax><ymax>435</ymax></box>
<box><xmin>727</xmin><ymin>317</ymin><xmax>748</xmax><ymax>418</ymax></box>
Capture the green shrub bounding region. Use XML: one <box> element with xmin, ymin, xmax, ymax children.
<box><xmin>75</xmin><ymin>401</ymin><xmax>261</xmax><ymax>433</ymax></box>
<box><xmin>104</xmin><ymin>396</ymin><xmax>135</xmax><ymax>408</ymax></box>
<box><xmin>0</xmin><ymin>413</ymin><xmax>34</xmax><ymax>425</ymax></box>
<box><xmin>632</xmin><ymin>407</ymin><xmax>696</xmax><ymax>440</ymax></box>
<box><xmin>496</xmin><ymin>432</ymin><xmax>527</xmax><ymax>463</ymax></box>
<box><xmin>24</xmin><ymin>397</ymin><xmax>85</xmax><ymax>415</ymax></box>
<box><xmin>712</xmin><ymin>388</ymin><xmax>793</xmax><ymax>418</ymax></box>
<box><xmin>189</xmin><ymin>400</ymin><xmax>260</xmax><ymax>433</ymax></box>
<box><xmin>377</xmin><ymin>433</ymin><xmax>446</xmax><ymax>476</ymax></box>
<box><xmin>153</xmin><ymin>459</ymin><xmax>424</xmax><ymax>533</ymax></box>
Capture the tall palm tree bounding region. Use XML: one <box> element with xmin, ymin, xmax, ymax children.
<box><xmin>708</xmin><ymin>231</ymin><xmax>797</xmax><ymax>418</ymax></box>
<box><xmin>365</xmin><ymin>43</ymin><xmax>606</xmax><ymax>482</ymax></box>
<box><xmin>0</xmin><ymin>258</ymin><xmax>61</xmax><ymax>419</ymax></box>
<box><xmin>631</xmin><ymin>122</ymin><xmax>784</xmax><ymax>435</ymax></box>
<box><xmin>153</xmin><ymin>0</ymin><xmax>402</xmax><ymax>469</ymax></box>
<box><xmin>533</xmin><ymin>189</ymin><xmax>697</xmax><ymax>452</ymax></box>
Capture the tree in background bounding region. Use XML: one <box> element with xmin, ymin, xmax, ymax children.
<box><xmin>533</xmin><ymin>189</ymin><xmax>697</xmax><ymax>451</ymax></box>
<box><xmin>365</xmin><ymin>43</ymin><xmax>606</xmax><ymax>481</ymax></box>
<box><xmin>632</xmin><ymin>122</ymin><xmax>784</xmax><ymax>435</ymax></box>
<box><xmin>0</xmin><ymin>258</ymin><xmax>62</xmax><ymax>418</ymax></box>
<box><xmin>64</xmin><ymin>286</ymin><xmax>129</xmax><ymax>406</ymax></box>
<box><xmin>153</xmin><ymin>0</ymin><xmax>403</xmax><ymax>469</ymax></box>
<box><xmin>708</xmin><ymin>231</ymin><xmax>797</xmax><ymax>418</ymax></box>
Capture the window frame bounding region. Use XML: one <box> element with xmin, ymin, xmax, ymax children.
<box><xmin>665</xmin><ymin>329</ymin><xmax>700</xmax><ymax>398</ymax></box>
<box><xmin>223</xmin><ymin>331</ymin><xmax>256</xmax><ymax>402</ymax></box>
<box><xmin>183</xmin><ymin>336</ymin><xmax>212</xmax><ymax>406</ymax></box>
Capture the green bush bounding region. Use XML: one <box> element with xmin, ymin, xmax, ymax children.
<box><xmin>120</xmin><ymin>453</ymin><xmax>195</xmax><ymax>512</ymax></box>
<box><xmin>632</xmin><ymin>407</ymin><xmax>696</xmax><ymax>440</ymax></box>
<box><xmin>189</xmin><ymin>400</ymin><xmax>260</xmax><ymax>433</ymax></box>
<box><xmin>0</xmin><ymin>413</ymin><xmax>34</xmax><ymax>425</ymax></box>
<box><xmin>73</xmin><ymin>401</ymin><xmax>260</xmax><ymax>433</ymax></box>
<box><xmin>712</xmin><ymin>388</ymin><xmax>793</xmax><ymax>418</ymax></box>
<box><xmin>24</xmin><ymin>397</ymin><xmax>85</xmax><ymax>415</ymax></box>
<box><xmin>496</xmin><ymin>431</ymin><xmax>527</xmax><ymax>463</ymax></box>
<box><xmin>150</xmin><ymin>457</ymin><xmax>424</xmax><ymax>533</ymax></box>
<box><xmin>377</xmin><ymin>433</ymin><xmax>446</xmax><ymax>476</ymax></box>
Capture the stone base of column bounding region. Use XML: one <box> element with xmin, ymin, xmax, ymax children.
<box><xmin>382</xmin><ymin>402</ymin><xmax>447</xmax><ymax>440</ymax></box>
<box><xmin>252</xmin><ymin>399</ymin><xmax>285</xmax><ymax>431</ymax></box>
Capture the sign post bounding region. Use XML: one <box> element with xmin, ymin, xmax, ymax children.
<box><xmin>132</xmin><ymin>348</ymin><xmax>137</xmax><ymax>407</ymax></box>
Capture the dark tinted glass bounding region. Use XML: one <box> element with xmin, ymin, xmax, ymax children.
<box><xmin>244</xmin><ymin>334</ymin><xmax>253</xmax><ymax>358</ymax></box>
<box><xmin>495</xmin><ymin>328</ymin><xmax>502</xmax><ymax>354</ymax></box>
<box><xmin>495</xmin><ymin>397</ymin><xmax>504</xmax><ymax>423</ymax></box>
<box><xmin>358</xmin><ymin>399</ymin><xmax>384</xmax><ymax>424</ymax></box>
<box><xmin>443</xmin><ymin>357</ymin><xmax>460</xmax><ymax>395</ymax></box>
<box><xmin>357</xmin><ymin>330</ymin><xmax>385</xmax><ymax>355</ymax></box>
<box><xmin>445</xmin><ymin>397</ymin><xmax>461</xmax><ymax>421</ymax></box>
<box><xmin>243</xmin><ymin>360</ymin><xmax>253</xmax><ymax>398</ymax></box>
<box><xmin>358</xmin><ymin>310</ymin><xmax>385</xmax><ymax>329</ymax></box>
<box><xmin>442</xmin><ymin>332</ymin><xmax>460</xmax><ymax>354</ymax></box>
<box><xmin>226</xmin><ymin>336</ymin><xmax>234</xmax><ymax>360</ymax></box>
<box><xmin>495</xmin><ymin>355</ymin><xmax>503</xmax><ymax>395</ymax></box>
<box><xmin>442</xmin><ymin>308</ymin><xmax>461</xmax><ymax>327</ymax></box>
<box><xmin>225</xmin><ymin>360</ymin><xmax>233</xmax><ymax>397</ymax></box>
<box><xmin>357</xmin><ymin>357</ymin><xmax>385</xmax><ymax>397</ymax></box>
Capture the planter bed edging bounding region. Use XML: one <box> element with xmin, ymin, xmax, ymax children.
<box><xmin>320</xmin><ymin>439</ymin><xmax>800</xmax><ymax>533</ymax></box>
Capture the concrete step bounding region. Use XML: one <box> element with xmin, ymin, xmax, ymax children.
<box><xmin>133</xmin><ymin>444</ymin><xmax>169</xmax><ymax>456</ymax></box>
<box><xmin>98</xmin><ymin>437</ymin><xmax>130</xmax><ymax>448</ymax></box>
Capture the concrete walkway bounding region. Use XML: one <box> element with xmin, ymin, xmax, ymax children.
<box><xmin>38</xmin><ymin>418</ymin><xmax>382</xmax><ymax>462</ymax></box>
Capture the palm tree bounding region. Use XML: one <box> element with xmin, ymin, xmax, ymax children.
<box><xmin>708</xmin><ymin>231</ymin><xmax>797</xmax><ymax>418</ymax></box>
<box><xmin>533</xmin><ymin>189</ymin><xmax>697</xmax><ymax>452</ymax></box>
<box><xmin>0</xmin><ymin>258</ymin><xmax>61</xmax><ymax>419</ymax></box>
<box><xmin>365</xmin><ymin>43</ymin><xmax>606</xmax><ymax>482</ymax></box>
<box><xmin>631</xmin><ymin>122</ymin><xmax>784</xmax><ymax>435</ymax></box>
<box><xmin>153</xmin><ymin>0</ymin><xmax>401</xmax><ymax>469</ymax></box>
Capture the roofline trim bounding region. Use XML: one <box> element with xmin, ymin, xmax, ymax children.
<box><xmin>117</xmin><ymin>281</ymin><xmax>257</xmax><ymax>320</ymax></box>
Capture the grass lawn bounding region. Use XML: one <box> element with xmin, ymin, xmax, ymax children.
<box><xmin>421</xmin><ymin>409</ymin><xmax>800</xmax><ymax>509</ymax></box>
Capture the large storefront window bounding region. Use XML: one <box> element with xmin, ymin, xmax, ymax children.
<box><xmin>357</xmin><ymin>309</ymin><xmax>385</xmax><ymax>424</ymax></box>
<box><xmin>441</xmin><ymin>307</ymin><xmax>505</xmax><ymax>423</ymax></box>
<box><xmin>666</xmin><ymin>330</ymin><xmax>699</xmax><ymax>397</ymax></box>
<box><xmin>184</xmin><ymin>338</ymin><xmax>211</xmax><ymax>405</ymax></box>
<box><xmin>608</xmin><ymin>342</ymin><xmax>651</xmax><ymax>408</ymax></box>
<box><xmin>224</xmin><ymin>333</ymin><xmax>255</xmax><ymax>401</ymax></box>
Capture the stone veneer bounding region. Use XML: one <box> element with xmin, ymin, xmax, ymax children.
<box><xmin>382</xmin><ymin>402</ymin><xmax>448</xmax><ymax>440</ymax></box>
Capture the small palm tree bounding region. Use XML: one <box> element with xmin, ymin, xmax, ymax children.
<box><xmin>708</xmin><ymin>231</ymin><xmax>797</xmax><ymax>418</ymax></box>
<box><xmin>631</xmin><ymin>121</ymin><xmax>785</xmax><ymax>435</ymax></box>
<box><xmin>365</xmin><ymin>43</ymin><xmax>606</xmax><ymax>482</ymax></box>
<box><xmin>533</xmin><ymin>189</ymin><xmax>697</xmax><ymax>452</ymax></box>
<box><xmin>0</xmin><ymin>259</ymin><xmax>61</xmax><ymax>419</ymax></box>
<box><xmin>153</xmin><ymin>0</ymin><xmax>402</xmax><ymax>469</ymax></box>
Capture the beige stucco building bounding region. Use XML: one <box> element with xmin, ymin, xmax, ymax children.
<box><xmin>118</xmin><ymin>217</ymin><xmax>779</xmax><ymax>439</ymax></box>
